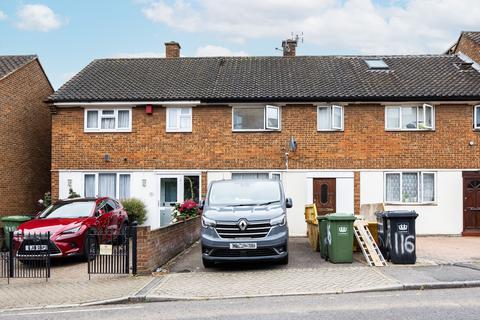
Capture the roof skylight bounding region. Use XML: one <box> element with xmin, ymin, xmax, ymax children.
<box><xmin>364</xmin><ymin>59</ymin><xmax>389</xmax><ymax>70</ymax></box>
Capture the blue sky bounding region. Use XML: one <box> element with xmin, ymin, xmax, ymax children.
<box><xmin>1</xmin><ymin>0</ymin><xmax>479</xmax><ymax>89</ymax></box>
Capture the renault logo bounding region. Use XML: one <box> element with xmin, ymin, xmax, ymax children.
<box><xmin>238</xmin><ymin>219</ymin><xmax>248</xmax><ymax>231</ymax></box>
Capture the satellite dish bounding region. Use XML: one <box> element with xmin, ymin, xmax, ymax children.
<box><xmin>289</xmin><ymin>137</ymin><xmax>297</xmax><ymax>152</ymax></box>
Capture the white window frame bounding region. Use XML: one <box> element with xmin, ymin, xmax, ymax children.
<box><xmin>384</xmin><ymin>171</ymin><xmax>436</xmax><ymax>205</ymax></box>
<box><xmin>474</xmin><ymin>105</ymin><xmax>480</xmax><ymax>130</ymax></box>
<box><xmin>166</xmin><ymin>107</ymin><xmax>192</xmax><ymax>132</ymax></box>
<box><xmin>84</xmin><ymin>108</ymin><xmax>132</xmax><ymax>133</ymax></box>
<box><xmin>232</xmin><ymin>105</ymin><xmax>282</xmax><ymax>132</ymax></box>
<box><xmin>385</xmin><ymin>104</ymin><xmax>435</xmax><ymax>131</ymax></box>
<box><xmin>317</xmin><ymin>105</ymin><xmax>344</xmax><ymax>131</ymax></box>
<box><xmin>83</xmin><ymin>173</ymin><xmax>131</xmax><ymax>199</ymax></box>
<box><xmin>231</xmin><ymin>172</ymin><xmax>281</xmax><ymax>180</ymax></box>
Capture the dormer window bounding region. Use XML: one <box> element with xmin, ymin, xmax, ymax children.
<box><xmin>365</xmin><ymin>59</ymin><xmax>389</xmax><ymax>70</ymax></box>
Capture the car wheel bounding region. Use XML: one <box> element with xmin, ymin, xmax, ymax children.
<box><xmin>202</xmin><ymin>257</ymin><xmax>215</xmax><ymax>268</ymax></box>
<box><xmin>83</xmin><ymin>231</ymin><xmax>98</xmax><ymax>262</ymax></box>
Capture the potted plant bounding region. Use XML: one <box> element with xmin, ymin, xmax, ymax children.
<box><xmin>172</xmin><ymin>199</ymin><xmax>200</xmax><ymax>223</ymax></box>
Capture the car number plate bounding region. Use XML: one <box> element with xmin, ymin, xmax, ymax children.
<box><xmin>230</xmin><ymin>243</ymin><xmax>257</xmax><ymax>250</ymax></box>
<box><xmin>25</xmin><ymin>244</ymin><xmax>48</xmax><ymax>251</ymax></box>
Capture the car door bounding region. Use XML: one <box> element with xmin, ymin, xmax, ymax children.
<box><xmin>95</xmin><ymin>200</ymin><xmax>114</xmax><ymax>242</ymax></box>
<box><xmin>107</xmin><ymin>199</ymin><xmax>121</xmax><ymax>235</ymax></box>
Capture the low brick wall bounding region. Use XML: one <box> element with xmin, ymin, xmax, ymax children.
<box><xmin>136</xmin><ymin>216</ymin><xmax>201</xmax><ymax>274</ymax></box>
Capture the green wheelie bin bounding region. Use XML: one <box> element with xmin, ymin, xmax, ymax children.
<box><xmin>326</xmin><ymin>213</ymin><xmax>356</xmax><ymax>263</ymax></box>
<box><xmin>317</xmin><ymin>215</ymin><xmax>328</xmax><ymax>259</ymax></box>
<box><xmin>1</xmin><ymin>215</ymin><xmax>33</xmax><ymax>249</ymax></box>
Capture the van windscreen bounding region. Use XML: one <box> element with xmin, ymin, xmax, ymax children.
<box><xmin>208</xmin><ymin>180</ymin><xmax>281</xmax><ymax>206</ymax></box>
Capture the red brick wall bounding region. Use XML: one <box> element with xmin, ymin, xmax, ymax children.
<box><xmin>455</xmin><ymin>35</ymin><xmax>480</xmax><ymax>64</ymax></box>
<box><xmin>136</xmin><ymin>216</ymin><xmax>201</xmax><ymax>274</ymax></box>
<box><xmin>0</xmin><ymin>60</ymin><xmax>52</xmax><ymax>217</ymax></box>
<box><xmin>51</xmin><ymin>104</ymin><xmax>480</xmax><ymax>173</ymax></box>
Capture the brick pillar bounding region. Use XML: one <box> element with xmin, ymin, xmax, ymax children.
<box><xmin>51</xmin><ymin>170</ymin><xmax>59</xmax><ymax>202</ymax></box>
<box><xmin>201</xmin><ymin>171</ymin><xmax>208</xmax><ymax>200</ymax></box>
<box><xmin>354</xmin><ymin>171</ymin><xmax>360</xmax><ymax>214</ymax></box>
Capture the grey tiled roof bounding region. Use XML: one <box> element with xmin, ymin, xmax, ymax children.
<box><xmin>50</xmin><ymin>55</ymin><xmax>480</xmax><ymax>103</ymax></box>
<box><xmin>0</xmin><ymin>55</ymin><xmax>37</xmax><ymax>80</ymax></box>
<box><xmin>464</xmin><ymin>31</ymin><xmax>480</xmax><ymax>45</ymax></box>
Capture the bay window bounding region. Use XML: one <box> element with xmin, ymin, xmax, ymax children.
<box><xmin>385</xmin><ymin>172</ymin><xmax>436</xmax><ymax>203</ymax></box>
<box><xmin>232</xmin><ymin>105</ymin><xmax>280</xmax><ymax>131</ymax></box>
<box><xmin>385</xmin><ymin>104</ymin><xmax>434</xmax><ymax>130</ymax></box>
<box><xmin>317</xmin><ymin>105</ymin><xmax>343</xmax><ymax>131</ymax></box>
<box><xmin>84</xmin><ymin>108</ymin><xmax>132</xmax><ymax>132</ymax></box>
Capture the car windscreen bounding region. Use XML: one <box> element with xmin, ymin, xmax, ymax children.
<box><xmin>39</xmin><ymin>201</ymin><xmax>95</xmax><ymax>219</ymax></box>
<box><xmin>208</xmin><ymin>180</ymin><xmax>281</xmax><ymax>206</ymax></box>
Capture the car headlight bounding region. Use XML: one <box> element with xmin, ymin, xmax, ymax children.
<box><xmin>270</xmin><ymin>214</ymin><xmax>286</xmax><ymax>226</ymax></box>
<box><xmin>61</xmin><ymin>226</ymin><xmax>81</xmax><ymax>234</ymax></box>
<box><xmin>201</xmin><ymin>216</ymin><xmax>216</xmax><ymax>227</ymax></box>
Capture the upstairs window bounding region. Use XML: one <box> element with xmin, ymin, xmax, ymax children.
<box><xmin>385</xmin><ymin>104</ymin><xmax>434</xmax><ymax>131</ymax></box>
<box><xmin>84</xmin><ymin>108</ymin><xmax>131</xmax><ymax>132</ymax></box>
<box><xmin>385</xmin><ymin>172</ymin><xmax>436</xmax><ymax>204</ymax></box>
<box><xmin>475</xmin><ymin>105</ymin><xmax>480</xmax><ymax>130</ymax></box>
<box><xmin>317</xmin><ymin>105</ymin><xmax>343</xmax><ymax>131</ymax></box>
<box><xmin>232</xmin><ymin>105</ymin><xmax>280</xmax><ymax>131</ymax></box>
<box><xmin>166</xmin><ymin>107</ymin><xmax>192</xmax><ymax>132</ymax></box>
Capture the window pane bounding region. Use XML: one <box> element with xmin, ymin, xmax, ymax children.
<box><xmin>271</xmin><ymin>173</ymin><xmax>281</xmax><ymax>180</ymax></box>
<box><xmin>386</xmin><ymin>108</ymin><xmax>400</xmax><ymax>129</ymax></box>
<box><xmin>232</xmin><ymin>173</ymin><xmax>269</xmax><ymax>180</ymax></box>
<box><xmin>402</xmin><ymin>107</ymin><xmax>417</xmax><ymax>129</ymax></box>
<box><xmin>402</xmin><ymin>173</ymin><xmax>418</xmax><ymax>202</ymax></box>
<box><xmin>101</xmin><ymin>117</ymin><xmax>115</xmax><ymax>129</ymax></box>
<box><xmin>180</xmin><ymin>108</ymin><xmax>190</xmax><ymax>115</ymax></box>
<box><xmin>425</xmin><ymin>107</ymin><xmax>433</xmax><ymax>128</ymax></box>
<box><xmin>386</xmin><ymin>174</ymin><xmax>400</xmax><ymax>202</ymax></box>
<box><xmin>318</xmin><ymin>107</ymin><xmax>331</xmax><ymax>130</ymax></box>
<box><xmin>98</xmin><ymin>173</ymin><xmax>116</xmax><ymax>198</ymax></box>
<box><xmin>233</xmin><ymin>108</ymin><xmax>264</xmax><ymax>130</ymax></box>
<box><xmin>118</xmin><ymin>110</ymin><xmax>130</xmax><ymax>129</ymax></box>
<box><xmin>333</xmin><ymin>107</ymin><xmax>342</xmax><ymax>129</ymax></box>
<box><xmin>475</xmin><ymin>107</ymin><xmax>480</xmax><ymax>128</ymax></box>
<box><xmin>84</xmin><ymin>174</ymin><xmax>96</xmax><ymax>197</ymax></box>
<box><xmin>86</xmin><ymin>111</ymin><xmax>98</xmax><ymax>129</ymax></box>
<box><xmin>102</xmin><ymin>110</ymin><xmax>114</xmax><ymax>115</ymax></box>
<box><xmin>180</xmin><ymin>115</ymin><xmax>191</xmax><ymax>130</ymax></box>
<box><xmin>423</xmin><ymin>173</ymin><xmax>435</xmax><ymax>202</ymax></box>
<box><xmin>168</xmin><ymin>108</ymin><xmax>178</xmax><ymax>129</ymax></box>
<box><xmin>119</xmin><ymin>174</ymin><xmax>131</xmax><ymax>200</ymax></box>
<box><xmin>184</xmin><ymin>176</ymin><xmax>200</xmax><ymax>203</ymax></box>
<box><xmin>266</xmin><ymin>106</ymin><xmax>279</xmax><ymax>129</ymax></box>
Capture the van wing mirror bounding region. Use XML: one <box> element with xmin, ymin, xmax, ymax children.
<box><xmin>286</xmin><ymin>198</ymin><xmax>293</xmax><ymax>208</ymax></box>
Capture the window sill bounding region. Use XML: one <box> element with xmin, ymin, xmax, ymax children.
<box><xmin>232</xmin><ymin>129</ymin><xmax>281</xmax><ymax>132</ymax></box>
<box><xmin>385</xmin><ymin>129</ymin><xmax>435</xmax><ymax>132</ymax></box>
<box><xmin>317</xmin><ymin>129</ymin><xmax>344</xmax><ymax>132</ymax></box>
<box><xmin>385</xmin><ymin>202</ymin><xmax>438</xmax><ymax>206</ymax></box>
<box><xmin>84</xmin><ymin>129</ymin><xmax>132</xmax><ymax>133</ymax></box>
<box><xmin>166</xmin><ymin>130</ymin><xmax>192</xmax><ymax>133</ymax></box>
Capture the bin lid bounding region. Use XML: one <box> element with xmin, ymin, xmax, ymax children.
<box><xmin>316</xmin><ymin>215</ymin><xmax>328</xmax><ymax>221</ymax></box>
<box><xmin>383</xmin><ymin>210</ymin><xmax>418</xmax><ymax>218</ymax></box>
<box><xmin>326</xmin><ymin>212</ymin><xmax>356</xmax><ymax>221</ymax></box>
<box><xmin>0</xmin><ymin>215</ymin><xmax>33</xmax><ymax>223</ymax></box>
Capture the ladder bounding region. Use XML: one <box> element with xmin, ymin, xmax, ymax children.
<box><xmin>354</xmin><ymin>219</ymin><xmax>388</xmax><ymax>267</ymax></box>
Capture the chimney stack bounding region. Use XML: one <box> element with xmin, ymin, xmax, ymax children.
<box><xmin>282</xmin><ymin>39</ymin><xmax>297</xmax><ymax>57</ymax></box>
<box><xmin>165</xmin><ymin>41</ymin><xmax>181</xmax><ymax>58</ymax></box>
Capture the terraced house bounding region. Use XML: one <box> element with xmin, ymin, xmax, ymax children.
<box><xmin>48</xmin><ymin>40</ymin><xmax>480</xmax><ymax>236</ymax></box>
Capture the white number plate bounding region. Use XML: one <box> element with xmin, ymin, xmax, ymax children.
<box><xmin>230</xmin><ymin>243</ymin><xmax>257</xmax><ymax>250</ymax></box>
<box><xmin>25</xmin><ymin>245</ymin><xmax>48</xmax><ymax>251</ymax></box>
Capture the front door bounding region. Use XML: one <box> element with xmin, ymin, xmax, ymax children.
<box><xmin>159</xmin><ymin>176</ymin><xmax>184</xmax><ymax>227</ymax></box>
<box><xmin>313</xmin><ymin>178</ymin><xmax>336</xmax><ymax>215</ymax></box>
<box><xmin>463</xmin><ymin>172</ymin><xmax>480</xmax><ymax>236</ymax></box>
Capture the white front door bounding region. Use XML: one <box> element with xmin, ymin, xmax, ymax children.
<box><xmin>159</xmin><ymin>175</ymin><xmax>184</xmax><ymax>227</ymax></box>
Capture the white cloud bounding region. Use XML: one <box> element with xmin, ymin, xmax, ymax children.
<box><xmin>0</xmin><ymin>10</ymin><xmax>7</xmax><ymax>20</ymax></box>
<box><xmin>195</xmin><ymin>45</ymin><xmax>248</xmax><ymax>57</ymax></box>
<box><xmin>17</xmin><ymin>4</ymin><xmax>63</xmax><ymax>32</ymax></box>
<box><xmin>110</xmin><ymin>52</ymin><xmax>165</xmax><ymax>58</ymax></box>
<box><xmin>140</xmin><ymin>0</ymin><xmax>480</xmax><ymax>54</ymax></box>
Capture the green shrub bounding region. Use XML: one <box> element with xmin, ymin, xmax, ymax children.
<box><xmin>121</xmin><ymin>198</ymin><xmax>147</xmax><ymax>225</ymax></box>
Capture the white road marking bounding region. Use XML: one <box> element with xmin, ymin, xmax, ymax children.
<box><xmin>0</xmin><ymin>305</ymin><xmax>143</xmax><ymax>317</ymax></box>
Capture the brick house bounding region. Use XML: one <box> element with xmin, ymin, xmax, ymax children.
<box><xmin>48</xmin><ymin>41</ymin><xmax>480</xmax><ymax>236</ymax></box>
<box><xmin>0</xmin><ymin>55</ymin><xmax>53</xmax><ymax>218</ymax></box>
<box><xmin>447</xmin><ymin>31</ymin><xmax>480</xmax><ymax>67</ymax></box>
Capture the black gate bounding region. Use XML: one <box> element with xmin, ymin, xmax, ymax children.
<box><xmin>87</xmin><ymin>222</ymin><xmax>137</xmax><ymax>278</ymax></box>
<box><xmin>0</xmin><ymin>232</ymin><xmax>51</xmax><ymax>283</ymax></box>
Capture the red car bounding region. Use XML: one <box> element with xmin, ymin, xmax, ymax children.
<box><xmin>13</xmin><ymin>197</ymin><xmax>129</xmax><ymax>260</ymax></box>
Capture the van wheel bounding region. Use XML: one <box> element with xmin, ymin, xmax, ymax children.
<box><xmin>279</xmin><ymin>254</ymin><xmax>289</xmax><ymax>265</ymax></box>
<box><xmin>202</xmin><ymin>258</ymin><xmax>215</xmax><ymax>268</ymax></box>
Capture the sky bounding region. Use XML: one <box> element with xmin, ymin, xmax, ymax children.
<box><xmin>1</xmin><ymin>0</ymin><xmax>479</xmax><ymax>89</ymax></box>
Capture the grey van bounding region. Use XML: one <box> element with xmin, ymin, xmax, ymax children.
<box><xmin>200</xmin><ymin>179</ymin><xmax>292</xmax><ymax>268</ymax></box>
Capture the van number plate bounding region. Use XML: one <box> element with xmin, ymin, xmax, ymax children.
<box><xmin>230</xmin><ymin>243</ymin><xmax>257</xmax><ymax>250</ymax></box>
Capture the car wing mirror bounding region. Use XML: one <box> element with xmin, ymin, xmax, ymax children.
<box><xmin>286</xmin><ymin>198</ymin><xmax>293</xmax><ymax>209</ymax></box>
<box><xmin>96</xmin><ymin>209</ymin><xmax>105</xmax><ymax>217</ymax></box>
